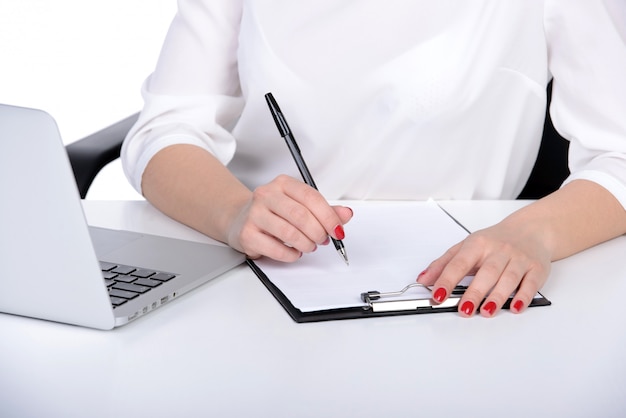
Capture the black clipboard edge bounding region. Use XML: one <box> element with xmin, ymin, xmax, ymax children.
<box><xmin>247</xmin><ymin>260</ymin><xmax>551</xmax><ymax>323</ymax></box>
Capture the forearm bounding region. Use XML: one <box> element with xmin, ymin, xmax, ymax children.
<box><xmin>141</xmin><ymin>144</ymin><xmax>252</xmax><ymax>244</ymax></box>
<box><xmin>140</xmin><ymin>143</ymin><xmax>353</xmax><ymax>261</ymax></box>
<box><xmin>504</xmin><ymin>179</ymin><xmax>626</xmax><ymax>261</ymax></box>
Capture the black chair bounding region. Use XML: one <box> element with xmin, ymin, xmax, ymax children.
<box><xmin>66</xmin><ymin>84</ymin><xmax>569</xmax><ymax>199</ymax></box>
<box><xmin>517</xmin><ymin>81</ymin><xmax>570</xmax><ymax>199</ymax></box>
<box><xmin>66</xmin><ymin>112</ymin><xmax>138</xmax><ymax>198</ymax></box>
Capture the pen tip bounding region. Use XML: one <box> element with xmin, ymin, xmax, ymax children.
<box><xmin>338</xmin><ymin>249</ymin><xmax>349</xmax><ymax>266</ymax></box>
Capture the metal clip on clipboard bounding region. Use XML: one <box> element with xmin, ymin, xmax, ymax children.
<box><xmin>361</xmin><ymin>283</ymin><xmax>466</xmax><ymax>313</ymax></box>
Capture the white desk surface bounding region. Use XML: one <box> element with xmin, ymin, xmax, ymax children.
<box><xmin>2</xmin><ymin>200</ymin><xmax>625</xmax><ymax>418</ymax></box>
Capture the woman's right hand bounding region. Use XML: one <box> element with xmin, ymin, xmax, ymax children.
<box><xmin>142</xmin><ymin>145</ymin><xmax>351</xmax><ymax>262</ymax></box>
<box><xmin>226</xmin><ymin>174</ymin><xmax>353</xmax><ymax>262</ymax></box>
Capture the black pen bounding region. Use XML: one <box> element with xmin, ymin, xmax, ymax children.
<box><xmin>265</xmin><ymin>92</ymin><xmax>349</xmax><ymax>265</ymax></box>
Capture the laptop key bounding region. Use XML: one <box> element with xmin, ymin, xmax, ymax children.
<box><xmin>134</xmin><ymin>278</ymin><xmax>163</xmax><ymax>288</ymax></box>
<box><xmin>112</xmin><ymin>265</ymin><xmax>136</xmax><ymax>275</ymax></box>
<box><xmin>131</xmin><ymin>269</ymin><xmax>156</xmax><ymax>278</ymax></box>
<box><xmin>110</xmin><ymin>296</ymin><xmax>128</xmax><ymax>307</ymax></box>
<box><xmin>100</xmin><ymin>261</ymin><xmax>117</xmax><ymax>271</ymax></box>
<box><xmin>152</xmin><ymin>272</ymin><xmax>176</xmax><ymax>282</ymax></box>
<box><xmin>109</xmin><ymin>288</ymin><xmax>139</xmax><ymax>300</ymax></box>
<box><xmin>113</xmin><ymin>275</ymin><xmax>137</xmax><ymax>283</ymax></box>
<box><xmin>112</xmin><ymin>282</ymin><xmax>151</xmax><ymax>294</ymax></box>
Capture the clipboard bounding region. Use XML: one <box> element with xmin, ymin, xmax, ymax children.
<box><xmin>248</xmin><ymin>259</ymin><xmax>551</xmax><ymax>323</ymax></box>
<box><xmin>246</xmin><ymin>201</ymin><xmax>551</xmax><ymax>323</ymax></box>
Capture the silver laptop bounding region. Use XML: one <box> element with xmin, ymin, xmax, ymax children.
<box><xmin>0</xmin><ymin>104</ymin><xmax>246</xmax><ymax>329</ymax></box>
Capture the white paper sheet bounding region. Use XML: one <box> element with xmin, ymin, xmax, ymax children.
<box><xmin>254</xmin><ymin>201</ymin><xmax>470</xmax><ymax>312</ymax></box>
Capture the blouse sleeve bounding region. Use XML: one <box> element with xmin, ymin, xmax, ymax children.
<box><xmin>545</xmin><ymin>0</ymin><xmax>626</xmax><ymax>208</ymax></box>
<box><xmin>121</xmin><ymin>0</ymin><xmax>244</xmax><ymax>193</ymax></box>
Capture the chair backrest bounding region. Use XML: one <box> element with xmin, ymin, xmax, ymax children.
<box><xmin>66</xmin><ymin>112</ymin><xmax>139</xmax><ymax>198</ymax></box>
<box><xmin>517</xmin><ymin>81</ymin><xmax>570</xmax><ymax>199</ymax></box>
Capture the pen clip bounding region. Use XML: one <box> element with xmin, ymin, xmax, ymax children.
<box><xmin>265</xmin><ymin>92</ymin><xmax>291</xmax><ymax>137</ymax></box>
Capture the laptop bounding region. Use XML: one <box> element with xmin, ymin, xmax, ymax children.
<box><xmin>0</xmin><ymin>104</ymin><xmax>246</xmax><ymax>329</ymax></box>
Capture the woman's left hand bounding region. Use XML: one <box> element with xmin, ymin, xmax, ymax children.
<box><xmin>416</xmin><ymin>218</ymin><xmax>552</xmax><ymax>317</ymax></box>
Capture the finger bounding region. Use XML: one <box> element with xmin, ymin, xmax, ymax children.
<box><xmin>333</xmin><ymin>205</ymin><xmax>354</xmax><ymax>225</ymax></box>
<box><xmin>509</xmin><ymin>263</ymin><xmax>550</xmax><ymax>314</ymax></box>
<box><xmin>477</xmin><ymin>256</ymin><xmax>528</xmax><ymax>317</ymax></box>
<box><xmin>278</xmin><ymin>175</ymin><xmax>347</xmax><ymax>240</ymax></box>
<box><xmin>429</xmin><ymin>241</ymin><xmax>483</xmax><ymax>305</ymax></box>
<box><xmin>253</xmin><ymin>178</ymin><xmax>328</xmax><ymax>245</ymax></box>
<box><xmin>457</xmin><ymin>252</ymin><xmax>510</xmax><ymax>317</ymax></box>
<box><xmin>255</xmin><ymin>206</ymin><xmax>320</xmax><ymax>253</ymax></box>
<box><xmin>272</xmin><ymin>202</ymin><xmax>327</xmax><ymax>247</ymax></box>
<box><xmin>237</xmin><ymin>225</ymin><xmax>303</xmax><ymax>262</ymax></box>
<box><xmin>416</xmin><ymin>242</ymin><xmax>463</xmax><ymax>286</ymax></box>
<box><xmin>257</xmin><ymin>235</ymin><xmax>303</xmax><ymax>262</ymax></box>
<box><xmin>230</xmin><ymin>198</ymin><xmax>309</xmax><ymax>261</ymax></box>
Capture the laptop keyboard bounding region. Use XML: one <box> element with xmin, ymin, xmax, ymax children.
<box><xmin>99</xmin><ymin>261</ymin><xmax>178</xmax><ymax>308</ymax></box>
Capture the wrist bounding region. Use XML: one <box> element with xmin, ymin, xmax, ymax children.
<box><xmin>499</xmin><ymin>204</ymin><xmax>558</xmax><ymax>260</ymax></box>
<box><xmin>206</xmin><ymin>190</ymin><xmax>252</xmax><ymax>247</ymax></box>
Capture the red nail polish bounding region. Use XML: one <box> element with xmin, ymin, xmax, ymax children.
<box><xmin>513</xmin><ymin>299</ymin><xmax>524</xmax><ymax>312</ymax></box>
<box><xmin>482</xmin><ymin>301</ymin><xmax>497</xmax><ymax>316</ymax></box>
<box><xmin>460</xmin><ymin>300</ymin><xmax>475</xmax><ymax>316</ymax></box>
<box><xmin>334</xmin><ymin>225</ymin><xmax>345</xmax><ymax>240</ymax></box>
<box><xmin>433</xmin><ymin>287</ymin><xmax>447</xmax><ymax>303</ymax></box>
<box><xmin>321</xmin><ymin>237</ymin><xmax>330</xmax><ymax>246</ymax></box>
<box><xmin>417</xmin><ymin>269</ymin><xmax>428</xmax><ymax>280</ymax></box>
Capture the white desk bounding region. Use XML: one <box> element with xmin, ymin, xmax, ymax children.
<box><xmin>1</xmin><ymin>201</ymin><xmax>625</xmax><ymax>418</ymax></box>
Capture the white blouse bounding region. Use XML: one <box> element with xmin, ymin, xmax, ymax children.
<box><xmin>121</xmin><ymin>0</ymin><xmax>626</xmax><ymax>206</ymax></box>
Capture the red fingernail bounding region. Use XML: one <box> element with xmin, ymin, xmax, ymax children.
<box><xmin>482</xmin><ymin>301</ymin><xmax>497</xmax><ymax>316</ymax></box>
<box><xmin>433</xmin><ymin>287</ymin><xmax>447</xmax><ymax>303</ymax></box>
<box><xmin>334</xmin><ymin>225</ymin><xmax>345</xmax><ymax>240</ymax></box>
<box><xmin>321</xmin><ymin>237</ymin><xmax>330</xmax><ymax>246</ymax></box>
<box><xmin>460</xmin><ymin>300</ymin><xmax>475</xmax><ymax>316</ymax></box>
<box><xmin>513</xmin><ymin>299</ymin><xmax>524</xmax><ymax>312</ymax></box>
<box><xmin>417</xmin><ymin>269</ymin><xmax>428</xmax><ymax>280</ymax></box>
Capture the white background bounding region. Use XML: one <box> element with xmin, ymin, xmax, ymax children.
<box><xmin>0</xmin><ymin>0</ymin><xmax>177</xmax><ymax>199</ymax></box>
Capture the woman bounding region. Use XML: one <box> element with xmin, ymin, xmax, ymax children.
<box><xmin>122</xmin><ymin>1</ymin><xmax>626</xmax><ymax>317</ymax></box>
